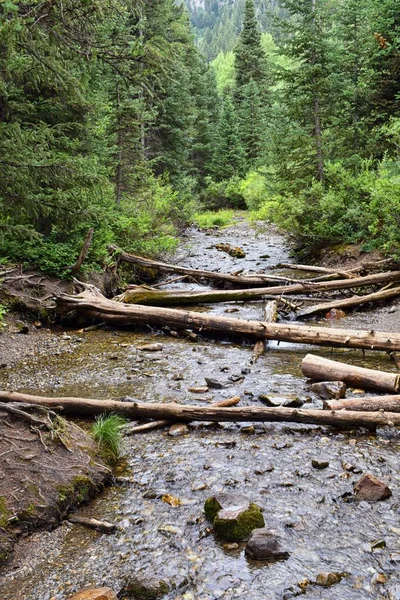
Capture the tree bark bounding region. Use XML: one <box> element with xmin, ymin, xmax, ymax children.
<box><xmin>56</xmin><ymin>291</ymin><xmax>400</xmax><ymax>352</ymax></box>
<box><xmin>2</xmin><ymin>391</ymin><xmax>400</xmax><ymax>430</ymax></box>
<box><xmin>325</xmin><ymin>396</ymin><xmax>400</xmax><ymax>412</ymax></box>
<box><xmin>116</xmin><ymin>270</ymin><xmax>400</xmax><ymax>307</ymax></box>
<box><xmin>302</xmin><ymin>354</ymin><xmax>400</xmax><ymax>392</ymax></box>
<box><xmin>71</xmin><ymin>228</ymin><xmax>94</xmax><ymax>276</ymax></box>
<box><xmin>297</xmin><ymin>286</ymin><xmax>400</xmax><ymax>319</ymax></box>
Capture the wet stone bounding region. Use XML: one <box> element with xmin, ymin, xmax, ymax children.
<box><xmin>315</xmin><ymin>572</ymin><xmax>344</xmax><ymax>587</ymax></box>
<box><xmin>122</xmin><ymin>574</ymin><xmax>169</xmax><ymax>599</ymax></box>
<box><xmin>204</xmin><ymin>378</ymin><xmax>226</xmax><ymax>389</ymax></box>
<box><xmin>137</xmin><ymin>343</ymin><xmax>163</xmax><ymax>352</ymax></box>
<box><xmin>245</xmin><ymin>528</ymin><xmax>289</xmax><ymax>561</ymax></box>
<box><xmin>204</xmin><ymin>493</ymin><xmax>265</xmax><ymax>541</ymax></box>
<box><xmin>168</xmin><ymin>423</ymin><xmax>189</xmax><ymax>437</ymax></box>
<box><xmin>67</xmin><ymin>588</ymin><xmax>118</xmax><ymax>600</ymax></box>
<box><xmin>258</xmin><ymin>395</ymin><xmax>278</xmax><ymax>407</ymax></box>
<box><xmin>282</xmin><ymin>397</ymin><xmax>304</xmax><ymax>408</ymax></box>
<box><xmin>354</xmin><ymin>473</ymin><xmax>392</xmax><ymax>502</ymax></box>
<box><xmin>312</xmin><ymin>458</ymin><xmax>330</xmax><ymax>470</ymax></box>
<box><xmin>310</xmin><ymin>381</ymin><xmax>347</xmax><ymax>400</ymax></box>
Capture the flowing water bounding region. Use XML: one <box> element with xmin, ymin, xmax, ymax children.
<box><xmin>0</xmin><ymin>217</ymin><xmax>399</xmax><ymax>600</ymax></box>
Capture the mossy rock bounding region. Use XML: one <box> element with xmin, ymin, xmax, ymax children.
<box><xmin>122</xmin><ymin>575</ymin><xmax>169</xmax><ymax>599</ymax></box>
<box><xmin>204</xmin><ymin>493</ymin><xmax>265</xmax><ymax>542</ymax></box>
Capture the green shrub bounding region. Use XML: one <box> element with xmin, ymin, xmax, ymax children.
<box><xmin>202</xmin><ymin>177</ymin><xmax>246</xmax><ymax>209</ymax></box>
<box><xmin>91</xmin><ymin>414</ymin><xmax>127</xmax><ymax>463</ymax></box>
<box><xmin>194</xmin><ymin>209</ymin><xmax>235</xmax><ymax>229</ymax></box>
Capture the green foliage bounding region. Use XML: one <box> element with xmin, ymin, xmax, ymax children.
<box><xmin>91</xmin><ymin>414</ymin><xmax>127</xmax><ymax>463</ymax></box>
<box><xmin>193</xmin><ymin>210</ymin><xmax>235</xmax><ymax>229</ymax></box>
<box><xmin>202</xmin><ymin>177</ymin><xmax>246</xmax><ymax>210</ymax></box>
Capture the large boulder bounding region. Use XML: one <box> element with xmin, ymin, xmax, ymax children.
<box><xmin>204</xmin><ymin>493</ymin><xmax>264</xmax><ymax>541</ymax></box>
<box><xmin>353</xmin><ymin>474</ymin><xmax>392</xmax><ymax>502</ymax></box>
<box><xmin>310</xmin><ymin>381</ymin><xmax>346</xmax><ymax>400</ymax></box>
<box><xmin>68</xmin><ymin>588</ymin><xmax>118</xmax><ymax>600</ymax></box>
<box><xmin>245</xmin><ymin>528</ymin><xmax>289</xmax><ymax>561</ymax></box>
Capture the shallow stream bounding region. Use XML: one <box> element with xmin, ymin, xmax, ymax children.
<box><xmin>0</xmin><ymin>217</ymin><xmax>399</xmax><ymax>600</ymax></box>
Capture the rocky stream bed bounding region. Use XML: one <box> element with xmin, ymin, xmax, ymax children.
<box><xmin>0</xmin><ymin>217</ymin><xmax>399</xmax><ymax>600</ymax></box>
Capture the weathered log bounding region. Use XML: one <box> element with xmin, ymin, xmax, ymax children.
<box><xmin>325</xmin><ymin>396</ymin><xmax>400</xmax><ymax>412</ymax></box>
<box><xmin>274</xmin><ymin>263</ymin><xmax>358</xmax><ymax>278</ymax></box>
<box><xmin>67</xmin><ymin>515</ymin><xmax>116</xmax><ymax>534</ymax></box>
<box><xmin>123</xmin><ymin>396</ymin><xmax>241</xmax><ymax>434</ymax></box>
<box><xmin>2</xmin><ymin>391</ymin><xmax>400</xmax><ymax>430</ymax></box>
<box><xmin>117</xmin><ymin>271</ymin><xmax>400</xmax><ymax>307</ymax></box>
<box><xmin>56</xmin><ymin>291</ymin><xmax>400</xmax><ymax>352</ymax></box>
<box><xmin>109</xmin><ymin>245</ymin><xmax>288</xmax><ymax>287</ymax></box>
<box><xmin>302</xmin><ymin>354</ymin><xmax>400</xmax><ymax>392</ymax></box>
<box><xmin>71</xmin><ymin>227</ymin><xmax>94</xmax><ymax>276</ymax></box>
<box><xmin>297</xmin><ymin>286</ymin><xmax>400</xmax><ymax>319</ymax></box>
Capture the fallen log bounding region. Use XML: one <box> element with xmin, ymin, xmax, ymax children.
<box><xmin>325</xmin><ymin>395</ymin><xmax>400</xmax><ymax>412</ymax></box>
<box><xmin>297</xmin><ymin>286</ymin><xmax>400</xmax><ymax>319</ymax></box>
<box><xmin>116</xmin><ymin>271</ymin><xmax>400</xmax><ymax>307</ymax></box>
<box><xmin>302</xmin><ymin>354</ymin><xmax>400</xmax><ymax>393</ymax></box>
<box><xmin>123</xmin><ymin>396</ymin><xmax>240</xmax><ymax>435</ymax></box>
<box><xmin>274</xmin><ymin>263</ymin><xmax>358</xmax><ymax>278</ymax></box>
<box><xmin>2</xmin><ymin>391</ymin><xmax>400</xmax><ymax>430</ymax></box>
<box><xmin>67</xmin><ymin>515</ymin><xmax>117</xmax><ymax>534</ymax></box>
<box><xmin>109</xmin><ymin>245</ymin><xmax>289</xmax><ymax>288</ymax></box>
<box><xmin>56</xmin><ymin>291</ymin><xmax>400</xmax><ymax>352</ymax></box>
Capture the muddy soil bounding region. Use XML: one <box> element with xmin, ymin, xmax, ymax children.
<box><xmin>0</xmin><ymin>216</ymin><xmax>399</xmax><ymax>600</ymax></box>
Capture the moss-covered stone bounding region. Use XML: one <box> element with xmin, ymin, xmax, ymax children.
<box><xmin>204</xmin><ymin>494</ymin><xmax>265</xmax><ymax>542</ymax></box>
<box><xmin>122</xmin><ymin>575</ymin><xmax>169</xmax><ymax>599</ymax></box>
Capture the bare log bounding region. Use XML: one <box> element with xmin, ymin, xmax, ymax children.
<box><xmin>274</xmin><ymin>263</ymin><xmax>358</xmax><ymax>278</ymax></box>
<box><xmin>325</xmin><ymin>396</ymin><xmax>400</xmax><ymax>412</ymax></box>
<box><xmin>123</xmin><ymin>396</ymin><xmax>241</xmax><ymax>435</ymax></box>
<box><xmin>116</xmin><ymin>271</ymin><xmax>400</xmax><ymax>307</ymax></box>
<box><xmin>302</xmin><ymin>354</ymin><xmax>400</xmax><ymax>393</ymax></box>
<box><xmin>109</xmin><ymin>245</ymin><xmax>288</xmax><ymax>287</ymax></box>
<box><xmin>67</xmin><ymin>515</ymin><xmax>116</xmax><ymax>534</ymax></box>
<box><xmin>2</xmin><ymin>391</ymin><xmax>400</xmax><ymax>430</ymax></box>
<box><xmin>56</xmin><ymin>291</ymin><xmax>400</xmax><ymax>352</ymax></box>
<box><xmin>71</xmin><ymin>228</ymin><xmax>94</xmax><ymax>276</ymax></box>
<box><xmin>297</xmin><ymin>286</ymin><xmax>400</xmax><ymax>319</ymax></box>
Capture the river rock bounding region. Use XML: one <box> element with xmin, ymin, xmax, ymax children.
<box><xmin>204</xmin><ymin>377</ymin><xmax>226</xmax><ymax>389</ymax></box>
<box><xmin>122</xmin><ymin>574</ymin><xmax>169</xmax><ymax>599</ymax></box>
<box><xmin>168</xmin><ymin>423</ymin><xmax>189</xmax><ymax>437</ymax></box>
<box><xmin>244</xmin><ymin>528</ymin><xmax>289</xmax><ymax>561</ymax></box>
<box><xmin>204</xmin><ymin>493</ymin><xmax>265</xmax><ymax>541</ymax></box>
<box><xmin>354</xmin><ymin>474</ymin><xmax>392</xmax><ymax>502</ymax></box>
<box><xmin>310</xmin><ymin>381</ymin><xmax>346</xmax><ymax>400</ymax></box>
<box><xmin>68</xmin><ymin>587</ymin><xmax>118</xmax><ymax>600</ymax></box>
<box><xmin>312</xmin><ymin>458</ymin><xmax>330</xmax><ymax>470</ymax></box>
<box><xmin>137</xmin><ymin>343</ymin><xmax>163</xmax><ymax>352</ymax></box>
<box><xmin>315</xmin><ymin>572</ymin><xmax>343</xmax><ymax>587</ymax></box>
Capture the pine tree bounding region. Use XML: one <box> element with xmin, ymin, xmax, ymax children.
<box><xmin>214</xmin><ymin>95</ymin><xmax>245</xmax><ymax>180</ymax></box>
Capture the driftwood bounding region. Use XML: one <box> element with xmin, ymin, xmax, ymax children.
<box><xmin>274</xmin><ymin>263</ymin><xmax>358</xmax><ymax>278</ymax></box>
<box><xmin>123</xmin><ymin>396</ymin><xmax>241</xmax><ymax>435</ymax></box>
<box><xmin>67</xmin><ymin>515</ymin><xmax>116</xmax><ymax>534</ymax></box>
<box><xmin>1</xmin><ymin>391</ymin><xmax>400</xmax><ymax>430</ymax></box>
<box><xmin>302</xmin><ymin>354</ymin><xmax>400</xmax><ymax>393</ymax></box>
<box><xmin>325</xmin><ymin>395</ymin><xmax>400</xmax><ymax>412</ymax></box>
<box><xmin>117</xmin><ymin>270</ymin><xmax>400</xmax><ymax>307</ymax></box>
<box><xmin>56</xmin><ymin>290</ymin><xmax>400</xmax><ymax>352</ymax></box>
<box><xmin>109</xmin><ymin>245</ymin><xmax>288</xmax><ymax>287</ymax></box>
<box><xmin>297</xmin><ymin>286</ymin><xmax>400</xmax><ymax>319</ymax></box>
<box><xmin>71</xmin><ymin>227</ymin><xmax>94</xmax><ymax>276</ymax></box>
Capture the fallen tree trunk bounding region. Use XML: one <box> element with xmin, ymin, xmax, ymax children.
<box><xmin>56</xmin><ymin>291</ymin><xmax>400</xmax><ymax>352</ymax></box>
<box><xmin>109</xmin><ymin>245</ymin><xmax>289</xmax><ymax>287</ymax></box>
<box><xmin>302</xmin><ymin>354</ymin><xmax>400</xmax><ymax>392</ymax></box>
<box><xmin>117</xmin><ymin>270</ymin><xmax>400</xmax><ymax>307</ymax></box>
<box><xmin>123</xmin><ymin>395</ymin><xmax>240</xmax><ymax>434</ymax></box>
<box><xmin>274</xmin><ymin>263</ymin><xmax>358</xmax><ymax>278</ymax></box>
<box><xmin>67</xmin><ymin>515</ymin><xmax>117</xmax><ymax>534</ymax></box>
<box><xmin>325</xmin><ymin>395</ymin><xmax>400</xmax><ymax>412</ymax></box>
<box><xmin>297</xmin><ymin>286</ymin><xmax>400</xmax><ymax>319</ymax></box>
<box><xmin>1</xmin><ymin>391</ymin><xmax>400</xmax><ymax>430</ymax></box>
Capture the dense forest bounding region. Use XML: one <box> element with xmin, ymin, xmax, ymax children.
<box><xmin>0</xmin><ymin>0</ymin><xmax>399</xmax><ymax>277</ymax></box>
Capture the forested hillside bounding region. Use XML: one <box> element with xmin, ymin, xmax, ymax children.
<box><xmin>0</xmin><ymin>0</ymin><xmax>399</xmax><ymax>277</ymax></box>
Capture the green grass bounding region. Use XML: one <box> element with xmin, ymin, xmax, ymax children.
<box><xmin>193</xmin><ymin>209</ymin><xmax>235</xmax><ymax>229</ymax></box>
<box><xmin>91</xmin><ymin>414</ymin><xmax>127</xmax><ymax>462</ymax></box>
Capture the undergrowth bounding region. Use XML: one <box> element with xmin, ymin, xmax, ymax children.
<box><xmin>193</xmin><ymin>209</ymin><xmax>235</xmax><ymax>229</ymax></box>
<box><xmin>91</xmin><ymin>414</ymin><xmax>127</xmax><ymax>463</ymax></box>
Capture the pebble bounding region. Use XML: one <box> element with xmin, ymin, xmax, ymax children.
<box><xmin>312</xmin><ymin>458</ymin><xmax>330</xmax><ymax>470</ymax></box>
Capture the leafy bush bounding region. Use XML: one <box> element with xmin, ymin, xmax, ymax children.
<box><xmin>239</xmin><ymin>171</ymin><xmax>269</xmax><ymax>211</ymax></box>
<box><xmin>91</xmin><ymin>414</ymin><xmax>127</xmax><ymax>463</ymax></box>
<box><xmin>202</xmin><ymin>177</ymin><xmax>246</xmax><ymax>209</ymax></box>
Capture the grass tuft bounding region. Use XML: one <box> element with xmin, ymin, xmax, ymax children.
<box><xmin>91</xmin><ymin>414</ymin><xmax>127</xmax><ymax>463</ymax></box>
<box><xmin>193</xmin><ymin>209</ymin><xmax>235</xmax><ymax>229</ymax></box>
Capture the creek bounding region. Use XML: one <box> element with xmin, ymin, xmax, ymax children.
<box><xmin>0</xmin><ymin>217</ymin><xmax>399</xmax><ymax>600</ymax></box>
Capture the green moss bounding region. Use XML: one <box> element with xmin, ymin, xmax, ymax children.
<box><xmin>57</xmin><ymin>475</ymin><xmax>94</xmax><ymax>509</ymax></box>
<box><xmin>123</xmin><ymin>577</ymin><xmax>169</xmax><ymax>599</ymax></box>
<box><xmin>204</xmin><ymin>497</ymin><xmax>265</xmax><ymax>542</ymax></box>
<box><xmin>0</xmin><ymin>497</ymin><xmax>10</xmax><ymax>529</ymax></box>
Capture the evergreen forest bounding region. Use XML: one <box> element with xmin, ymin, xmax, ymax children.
<box><xmin>1</xmin><ymin>0</ymin><xmax>399</xmax><ymax>277</ymax></box>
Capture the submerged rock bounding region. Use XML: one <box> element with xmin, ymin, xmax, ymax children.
<box><xmin>168</xmin><ymin>423</ymin><xmax>189</xmax><ymax>437</ymax></box>
<box><xmin>315</xmin><ymin>572</ymin><xmax>344</xmax><ymax>587</ymax></box>
<box><xmin>245</xmin><ymin>528</ymin><xmax>290</xmax><ymax>561</ymax></box>
<box><xmin>122</xmin><ymin>574</ymin><xmax>169</xmax><ymax>599</ymax></box>
<box><xmin>204</xmin><ymin>493</ymin><xmax>264</xmax><ymax>541</ymax></box>
<box><xmin>312</xmin><ymin>458</ymin><xmax>330</xmax><ymax>470</ymax></box>
<box><xmin>68</xmin><ymin>587</ymin><xmax>118</xmax><ymax>599</ymax></box>
<box><xmin>310</xmin><ymin>381</ymin><xmax>346</xmax><ymax>400</ymax></box>
<box><xmin>354</xmin><ymin>474</ymin><xmax>392</xmax><ymax>502</ymax></box>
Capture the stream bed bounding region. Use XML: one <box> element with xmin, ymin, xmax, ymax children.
<box><xmin>0</xmin><ymin>217</ymin><xmax>399</xmax><ymax>600</ymax></box>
